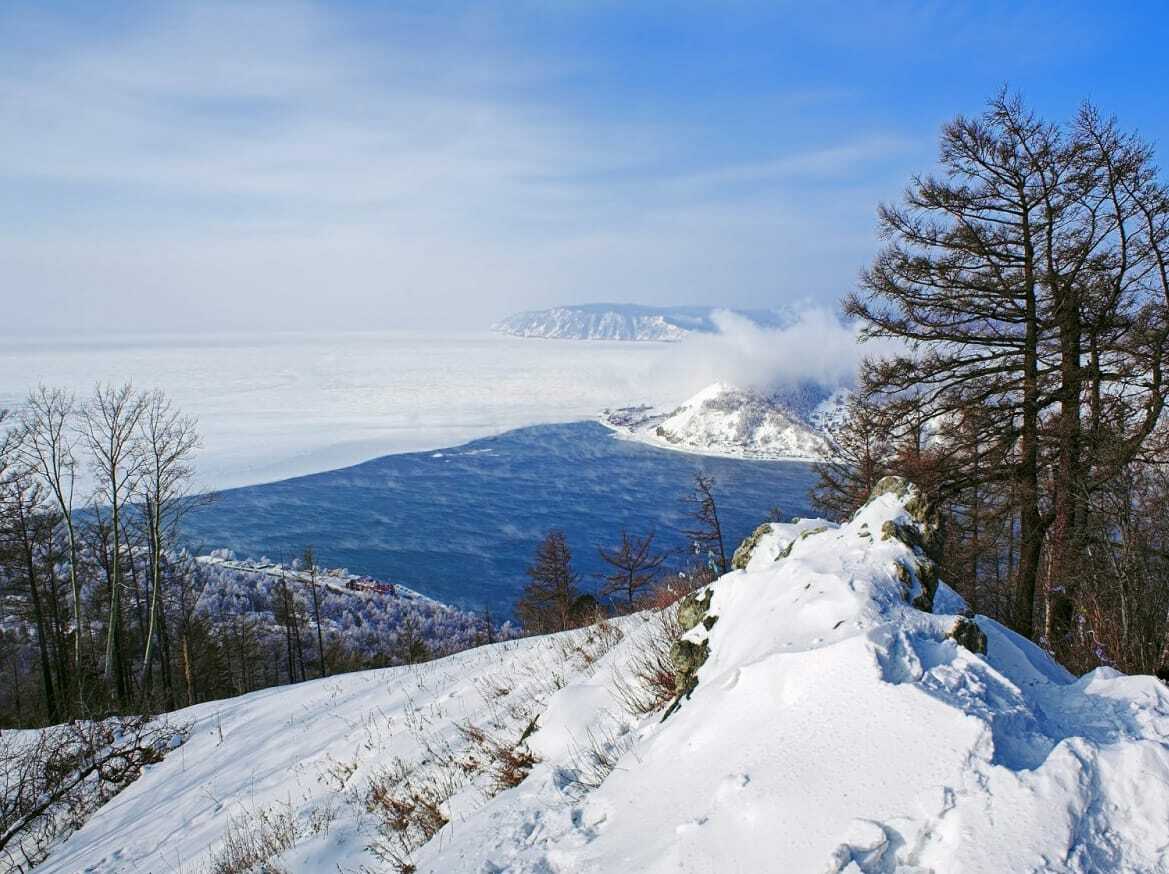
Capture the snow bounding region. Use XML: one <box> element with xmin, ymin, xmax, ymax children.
<box><xmin>493</xmin><ymin>304</ymin><xmax>798</xmax><ymax>342</ymax></box>
<box><xmin>27</xmin><ymin>481</ymin><xmax>1169</xmax><ymax>872</ymax></box>
<box><xmin>602</xmin><ymin>382</ymin><xmax>830</xmax><ymax>461</ymax></box>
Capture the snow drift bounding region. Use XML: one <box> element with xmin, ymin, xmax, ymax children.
<box><xmin>26</xmin><ymin>479</ymin><xmax>1169</xmax><ymax>873</ymax></box>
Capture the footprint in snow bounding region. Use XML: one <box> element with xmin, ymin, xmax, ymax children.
<box><xmin>675</xmin><ymin>815</ymin><xmax>710</xmax><ymax>834</ymax></box>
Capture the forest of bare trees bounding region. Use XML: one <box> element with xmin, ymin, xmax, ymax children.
<box><xmin>0</xmin><ymin>384</ymin><xmax>207</xmax><ymax>725</ymax></box>
<box><xmin>0</xmin><ymin>384</ymin><xmax>509</xmax><ymax>730</ymax></box>
<box><xmin>817</xmin><ymin>92</ymin><xmax>1169</xmax><ymax>677</ymax></box>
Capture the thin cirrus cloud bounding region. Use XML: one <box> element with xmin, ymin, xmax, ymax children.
<box><xmin>0</xmin><ymin>2</ymin><xmax>917</xmax><ymax>336</ymax></box>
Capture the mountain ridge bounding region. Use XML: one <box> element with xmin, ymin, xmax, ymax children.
<box><xmin>493</xmin><ymin>303</ymin><xmax>797</xmax><ymax>341</ymax></box>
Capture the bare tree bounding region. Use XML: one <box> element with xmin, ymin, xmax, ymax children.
<box><xmin>847</xmin><ymin>92</ymin><xmax>1169</xmax><ymax>650</ymax></box>
<box><xmin>812</xmin><ymin>394</ymin><xmax>893</xmax><ymax>520</ymax></box>
<box><xmin>682</xmin><ymin>473</ymin><xmax>727</xmax><ymax>576</ymax></box>
<box><xmin>0</xmin><ymin>418</ymin><xmax>61</xmax><ymax>723</ymax></box>
<box><xmin>79</xmin><ymin>383</ymin><xmax>146</xmax><ymax>705</ymax></box>
<box><xmin>274</xmin><ymin>566</ymin><xmax>307</xmax><ymax>683</ymax></box>
<box><xmin>134</xmin><ymin>390</ymin><xmax>200</xmax><ymax>705</ymax></box>
<box><xmin>598</xmin><ymin>529</ymin><xmax>666</xmax><ymax>608</ymax></box>
<box><xmin>16</xmin><ymin>388</ymin><xmax>85</xmax><ymax>695</ymax></box>
<box><xmin>301</xmin><ymin>546</ymin><xmax>326</xmax><ymax>678</ymax></box>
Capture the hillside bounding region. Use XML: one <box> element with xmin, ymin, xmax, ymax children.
<box><xmin>493</xmin><ymin>304</ymin><xmax>795</xmax><ymax>341</ymax></box>
<box><xmin>602</xmin><ymin>382</ymin><xmax>833</xmax><ymax>460</ymax></box>
<box><xmin>23</xmin><ymin>478</ymin><xmax>1169</xmax><ymax>873</ymax></box>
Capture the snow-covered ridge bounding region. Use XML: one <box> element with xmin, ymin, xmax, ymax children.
<box><xmin>493</xmin><ymin>303</ymin><xmax>795</xmax><ymax>341</ymax></box>
<box><xmin>602</xmin><ymin>381</ymin><xmax>835</xmax><ymax>461</ymax></box>
<box><xmin>31</xmin><ymin>478</ymin><xmax>1169</xmax><ymax>872</ymax></box>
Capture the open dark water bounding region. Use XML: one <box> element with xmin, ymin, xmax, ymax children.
<box><xmin>181</xmin><ymin>422</ymin><xmax>820</xmax><ymax>616</ymax></box>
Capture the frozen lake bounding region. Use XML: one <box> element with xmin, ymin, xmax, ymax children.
<box><xmin>182</xmin><ymin>421</ymin><xmax>821</xmax><ymax>616</ymax></box>
<box><xmin>1</xmin><ymin>331</ymin><xmax>682</xmax><ymax>489</ymax></box>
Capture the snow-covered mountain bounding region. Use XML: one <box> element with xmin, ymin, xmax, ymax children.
<box><xmin>493</xmin><ymin>303</ymin><xmax>795</xmax><ymax>341</ymax></box>
<box><xmin>602</xmin><ymin>382</ymin><xmax>834</xmax><ymax>460</ymax></box>
<box><xmin>29</xmin><ymin>479</ymin><xmax>1169</xmax><ymax>872</ymax></box>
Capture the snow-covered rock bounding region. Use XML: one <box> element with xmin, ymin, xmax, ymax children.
<box><xmin>26</xmin><ymin>479</ymin><xmax>1169</xmax><ymax>873</ymax></box>
<box><xmin>603</xmin><ymin>382</ymin><xmax>830</xmax><ymax>460</ymax></box>
<box><xmin>493</xmin><ymin>304</ymin><xmax>795</xmax><ymax>341</ymax></box>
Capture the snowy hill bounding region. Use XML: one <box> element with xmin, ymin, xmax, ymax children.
<box><xmin>493</xmin><ymin>304</ymin><xmax>794</xmax><ymax>341</ymax></box>
<box><xmin>602</xmin><ymin>382</ymin><xmax>832</xmax><ymax>460</ymax></box>
<box><xmin>25</xmin><ymin>478</ymin><xmax>1169</xmax><ymax>872</ymax></box>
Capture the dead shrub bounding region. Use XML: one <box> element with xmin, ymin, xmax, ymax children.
<box><xmin>0</xmin><ymin>715</ymin><xmax>186</xmax><ymax>872</ymax></box>
<box><xmin>366</xmin><ymin>764</ymin><xmax>460</xmax><ymax>873</ymax></box>
<box><xmin>555</xmin><ymin>616</ymin><xmax>626</xmax><ymax>673</ymax></box>
<box><xmin>611</xmin><ymin>607</ymin><xmax>682</xmax><ymax>716</ymax></box>
<box><xmin>457</xmin><ymin>721</ymin><xmax>541</xmax><ymax>795</ymax></box>
<box><xmin>208</xmin><ymin>803</ymin><xmax>299</xmax><ymax>874</ymax></box>
<box><xmin>565</xmin><ymin>717</ymin><xmax>634</xmax><ymax>793</ymax></box>
<box><xmin>644</xmin><ymin>577</ymin><xmax>696</xmax><ymax>611</ymax></box>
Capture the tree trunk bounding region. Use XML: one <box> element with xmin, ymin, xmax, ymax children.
<box><xmin>181</xmin><ymin>632</ymin><xmax>195</xmax><ymax>707</ymax></box>
<box><xmin>140</xmin><ymin>501</ymin><xmax>163</xmax><ymax>704</ymax></box>
<box><xmin>1014</xmin><ymin>214</ymin><xmax>1043</xmax><ymax>641</ymax></box>
<box><xmin>18</xmin><ymin>505</ymin><xmax>60</xmax><ymax>723</ymax></box>
<box><xmin>1047</xmin><ymin>278</ymin><xmax>1084</xmax><ymax>649</ymax></box>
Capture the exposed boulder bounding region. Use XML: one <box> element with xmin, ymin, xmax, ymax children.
<box><xmin>670</xmin><ymin>477</ymin><xmax>964</xmax><ymax>722</ymax></box>
<box><xmin>947</xmin><ymin>616</ymin><xmax>988</xmax><ymax>655</ymax></box>
<box><xmin>732</xmin><ymin>523</ymin><xmax>774</xmax><ymax>570</ymax></box>
<box><xmin>666</xmin><ymin>588</ymin><xmax>719</xmax><ymax>718</ymax></box>
<box><xmin>669</xmin><ymin>638</ymin><xmax>710</xmax><ymax>699</ymax></box>
<box><xmin>868</xmin><ymin>475</ymin><xmax>945</xmax><ymax>563</ymax></box>
<box><xmin>676</xmin><ymin>588</ymin><xmax>714</xmax><ymax>633</ymax></box>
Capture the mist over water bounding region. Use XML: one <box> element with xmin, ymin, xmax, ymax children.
<box><xmin>1</xmin><ymin>321</ymin><xmax>866</xmax><ymax>491</ymax></box>
<box><xmin>655</xmin><ymin>308</ymin><xmax>876</xmax><ymax>397</ymax></box>
<box><xmin>1</xmin><ymin>331</ymin><xmax>676</xmax><ymax>490</ymax></box>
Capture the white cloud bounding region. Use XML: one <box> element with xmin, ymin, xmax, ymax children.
<box><xmin>645</xmin><ymin>307</ymin><xmax>903</xmax><ymax>400</ymax></box>
<box><xmin>0</xmin><ymin>2</ymin><xmax>910</xmax><ymax>336</ymax></box>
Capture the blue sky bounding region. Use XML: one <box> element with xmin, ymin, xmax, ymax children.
<box><xmin>2</xmin><ymin>1</ymin><xmax>1167</xmax><ymax>336</ymax></box>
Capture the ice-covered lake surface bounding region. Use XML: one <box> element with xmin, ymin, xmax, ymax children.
<box><xmin>182</xmin><ymin>421</ymin><xmax>820</xmax><ymax>616</ymax></box>
<box><xmin>1</xmin><ymin>330</ymin><xmax>678</xmax><ymax>490</ymax></box>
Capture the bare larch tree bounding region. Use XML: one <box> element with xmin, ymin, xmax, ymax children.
<box><xmin>598</xmin><ymin>528</ymin><xmax>666</xmax><ymax>608</ymax></box>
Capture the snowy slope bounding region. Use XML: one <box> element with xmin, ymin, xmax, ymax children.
<box><xmin>493</xmin><ymin>304</ymin><xmax>795</xmax><ymax>341</ymax></box>
<box><xmin>603</xmin><ymin>382</ymin><xmax>830</xmax><ymax>460</ymax></box>
<box><xmin>28</xmin><ymin>479</ymin><xmax>1169</xmax><ymax>873</ymax></box>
